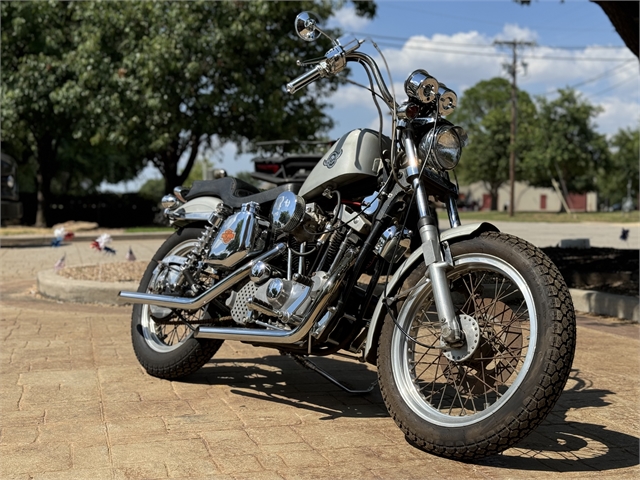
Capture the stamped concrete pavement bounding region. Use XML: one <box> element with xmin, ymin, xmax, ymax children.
<box><xmin>1</xmin><ymin>232</ymin><xmax>639</xmax><ymax>479</ymax></box>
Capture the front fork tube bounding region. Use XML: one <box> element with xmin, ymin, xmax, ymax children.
<box><xmin>403</xmin><ymin>131</ymin><xmax>462</xmax><ymax>346</ymax></box>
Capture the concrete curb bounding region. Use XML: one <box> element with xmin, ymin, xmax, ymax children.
<box><xmin>570</xmin><ymin>288</ymin><xmax>639</xmax><ymax>321</ymax></box>
<box><xmin>0</xmin><ymin>231</ymin><xmax>170</xmax><ymax>248</ymax></box>
<box><xmin>36</xmin><ymin>267</ymin><xmax>640</xmax><ymax>320</ymax></box>
<box><xmin>37</xmin><ymin>268</ymin><xmax>138</xmax><ymax>305</ymax></box>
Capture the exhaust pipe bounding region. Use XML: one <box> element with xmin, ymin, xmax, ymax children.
<box><xmin>118</xmin><ymin>243</ymin><xmax>287</xmax><ymax>310</ymax></box>
<box><xmin>194</xmin><ymin>249</ymin><xmax>357</xmax><ymax>344</ymax></box>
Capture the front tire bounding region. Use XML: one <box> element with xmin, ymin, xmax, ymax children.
<box><xmin>377</xmin><ymin>232</ymin><xmax>576</xmax><ymax>460</ymax></box>
<box><xmin>131</xmin><ymin>227</ymin><xmax>224</xmax><ymax>380</ymax></box>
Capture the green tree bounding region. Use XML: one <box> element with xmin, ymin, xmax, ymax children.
<box><xmin>73</xmin><ymin>1</ymin><xmax>372</xmax><ymax>194</ymax></box>
<box><xmin>598</xmin><ymin>126</ymin><xmax>639</xmax><ymax>208</ymax></box>
<box><xmin>1</xmin><ymin>1</ymin><xmax>375</xmax><ymax>225</ymax></box>
<box><xmin>1</xmin><ymin>2</ymin><xmax>144</xmax><ymax>226</ymax></box>
<box><xmin>138</xmin><ymin>177</ymin><xmax>164</xmax><ymax>202</ymax></box>
<box><xmin>521</xmin><ymin>88</ymin><xmax>609</xmax><ymax>198</ymax></box>
<box><xmin>452</xmin><ymin>77</ymin><xmax>537</xmax><ymax>210</ymax></box>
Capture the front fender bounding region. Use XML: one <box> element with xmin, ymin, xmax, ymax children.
<box><xmin>168</xmin><ymin>196</ymin><xmax>223</xmax><ymax>227</ymax></box>
<box><xmin>363</xmin><ymin>222</ymin><xmax>499</xmax><ymax>365</ymax></box>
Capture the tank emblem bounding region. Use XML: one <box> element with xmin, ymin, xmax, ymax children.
<box><xmin>220</xmin><ymin>229</ymin><xmax>235</xmax><ymax>244</ymax></box>
<box><xmin>323</xmin><ymin>149</ymin><xmax>342</xmax><ymax>169</ymax></box>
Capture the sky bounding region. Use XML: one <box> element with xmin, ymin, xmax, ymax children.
<box><xmin>102</xmin><ymin>0</ymin><xmax>639</xmax><ymax>192</ymax></box>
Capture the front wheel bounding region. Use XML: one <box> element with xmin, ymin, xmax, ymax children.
<box><xmin>131</xmin><ymin>227</ymin><xmax>224</xmax><ymax>380</ymax></box>
<box><xmin>377</xmin><ymin>232</ymin><xmax>576</xmax><ymax>460</ymax></box>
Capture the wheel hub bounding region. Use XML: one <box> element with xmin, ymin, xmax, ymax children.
<box><xmin>443</xmin><ymin>314</ymin><xmax>480</xmax><ymax>362</ymax></box>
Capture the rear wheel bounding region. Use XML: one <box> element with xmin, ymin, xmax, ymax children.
<box><xmin>131</xmin><ymin>228</ymin><xmax>224</xmax><ymax>380</ymax></box>
<box><xmin>377</xmin><ymin>232</ymin><xmax>576</xmax><ymax>460</ymax></box>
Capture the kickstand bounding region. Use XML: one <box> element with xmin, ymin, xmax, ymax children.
<box><xmin>288</xmin><ymin>354</ymin><xmax>377</xmax><ymax>394</ymax></box>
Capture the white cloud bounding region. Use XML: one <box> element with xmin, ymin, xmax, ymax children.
<box><xmin>330</xmin><ymin>83</ymin><xmax>372</xmax><ymax>108</ymax></box>
<box><xmin>328</xmin><ymin>6</ymin><xmax>372</xmax><ymax>31</ymax></box>
<box><xmin>327</xmin><ymin>26</ymin><xmax>638</xmax><ymax>138</ymax></box>
<box><xmin>497</xmin><ymin>24</ymin><xmax>538</xmax><ymax>43</ymax></box>
<box><xmin>595</xmin><ymin>96</ymin><xmax>640</xmax><ymax>136</ymax></box>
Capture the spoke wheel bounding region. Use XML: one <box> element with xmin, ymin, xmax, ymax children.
<box><xmin>140</xmin><ymin>238</ymin><xmax>202</xmax><ymax>353</ymax></box>
<box><xmin>131</xmin><ymin>227</ymin><xmax>224</xmax><ymax>380</ymax></box>
<box><xmin>396</xmin><ymin>254</ymin><xmax>536</xmax><ymax>425</ymax></box>
<box><xmin>377</xmin><ymin>232</ymin><xmax>576</xmax><ymax>460</ymax></box>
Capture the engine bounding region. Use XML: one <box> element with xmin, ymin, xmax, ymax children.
<box><xmin>227</xmin><ymin>267</ymin><xmax>329</xmax><ymax>326</ymax></box>
<box><xmin>204</xmin><ymin>191</ymin><xmax>331</xmax><ymax>326</ymax></box>
<box><xmin>224</xmin><ymin>191</ymin><xmax>330</xmax><ymax>326</ymax></box>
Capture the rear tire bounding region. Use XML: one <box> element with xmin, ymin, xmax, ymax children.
<box><xmin>131</xmin><ymin>228</ymin><xmax>224</xmax><ymax>380</ymax></box>
<box><xmin>377</xmin><ymin>232</ymin><xmax>576</xmax><ymax>460</ymax></box>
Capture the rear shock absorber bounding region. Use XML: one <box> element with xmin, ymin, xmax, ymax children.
<box><xmin>182</xmin><ymin>204</ymin><xmax>233</xmax><ymax>288</ymax></box>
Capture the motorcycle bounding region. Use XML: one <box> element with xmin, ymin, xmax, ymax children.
<box><xmin>120</xmin><ymin>12</ymin><xmax>576</xmax><ymax>460</ymax></box>
<box><xmin>250</xmin><ymin>139</ymin><xmax>328</xmax><ymax>186</ymax></box>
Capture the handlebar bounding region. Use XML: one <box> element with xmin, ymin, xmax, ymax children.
<box><xmin>286</xmin><ymin>64</ymin><xmax>325</xmax><ymax>94</ymax></box>
<box><xmin>286</xmin><ymin>42</ymin><xmax>398</xmax><ymax>113</ymax></box>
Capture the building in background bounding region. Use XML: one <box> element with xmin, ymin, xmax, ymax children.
<box><xmin>458</xmin><ymin>181</ymin><xmax>598</xmax><ymax>213</ymax></box>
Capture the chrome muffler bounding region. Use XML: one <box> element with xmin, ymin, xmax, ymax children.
<box><xmin>118</xmin><ymin>243</ymin><xmax>287</xmax><ymax>310</ymax></box>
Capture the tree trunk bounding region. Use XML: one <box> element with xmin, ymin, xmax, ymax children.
<box><xmin>163</xmin><ymin>160</ymin><xmax>180</xmax><ymax>195</ymax></box>
<box><xmin>34</xmin><ymin>136</ymin><xmax>55</xmax><ymax>227</ymax></box>
<box><xmin>490</xmin><ymin>189</ymin><xmax>499</xmax><ymax>211</ymax></box>
<box><xmin>176</xmin><ymin>134</ymin><xmax>201</xmax><ymax>186</ymax></box>
<box><xmin>34</xmin><ymin>171</ymin><xmax>47</xmax><ymax>228</ymax></box>
<box><xmin>160</xmin><ymin>134</ymin><xmax>202</xmax><ymax>194</ymax></box>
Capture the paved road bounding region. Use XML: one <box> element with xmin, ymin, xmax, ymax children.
<box><xmin>1</xmin><ymin>233</ymin><xmax>638</xmax><ymax>479</ymax></box>
<box><xmin>441</xmin><ymin>220</ymin><xmax>640</xmax><ymax>250</ymax></box>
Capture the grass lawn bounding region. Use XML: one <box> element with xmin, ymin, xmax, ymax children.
<box><xmin>124</xmin><ymin>226</ymin><xmax>173</xmax><ymax>233</ymax></box>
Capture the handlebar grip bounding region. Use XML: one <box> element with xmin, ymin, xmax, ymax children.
<box><xmin>286</xmin><ymin>65</ymin><xmax>324</xmax><ymax>94</ymax></box>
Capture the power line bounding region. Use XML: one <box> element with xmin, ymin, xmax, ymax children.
<box><xmin>548</xmin><ymin>60</ymin><xmax>638</xmax><ymax>94</ymax></box>
<box><xmin>537</xmin><ymin>60</ymin><xmax>637</xmax><ymax>97</ymax></box>
<box><xmin>587</xmin><ymin>74</ymin><xmax>639</xmax><ymax>99</ymax></box>
<box><xmin>352</xmin><ymin>31</ymin><xmax>627</xmax><ymax>51</ymax></box>
<box><xmin>371</xmin><ymin>39</ymin><xmax>633</xmax><ymax>62</ymax></box>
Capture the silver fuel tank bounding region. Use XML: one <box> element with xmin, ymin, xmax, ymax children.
<box><xmin>298</xmin><ymin>129</ymin><xmax>390</xmax><ymax>200</ymax></box>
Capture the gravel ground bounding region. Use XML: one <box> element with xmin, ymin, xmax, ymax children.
<box><xmin>58</xmin><ymin>261</ymin><xmax>148</xmax><ymax>283</ymax></box>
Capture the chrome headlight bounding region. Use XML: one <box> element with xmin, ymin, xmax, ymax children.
<box><xmin>405</xmin><ymin>69</ymin><xmax>439</xmax><ymax>104</ymax></box>
<box><xmin>418</xmin><ymin>125</ymin><xmax>468</xmax><ymax>171</ymax></box>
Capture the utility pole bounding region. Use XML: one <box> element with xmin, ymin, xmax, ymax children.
<box><xmin>494</xmin><ymin>39</ymin><xmax>535</xmax><ymax>216</ymax></box>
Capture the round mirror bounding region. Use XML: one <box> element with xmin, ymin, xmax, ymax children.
<box><xmin>295</xmin><ymin>12</ymin><xmax>321</xmax><ymax>42</ymax></box>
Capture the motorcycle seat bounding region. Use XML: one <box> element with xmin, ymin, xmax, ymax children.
<box><xmin>185</xmin><ymin>177</ymin><xmax>301</xmax><ymax>209</ymax></box>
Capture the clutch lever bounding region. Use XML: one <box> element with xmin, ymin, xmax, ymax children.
<box><xmin>296</xmin><ymin>56</ymin><xmax>325</xmax><ymax>67</ymax></box>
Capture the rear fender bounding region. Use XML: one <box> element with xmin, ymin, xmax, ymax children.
<box><xmin>168</xmin><ymin>196</ymin><xmax>223</xmax><ymax>227</ymax></box>
<box><xmin>362</xmin><ymin>222</ymin><xmax>499</xmax><ymax>365</ymax></box>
